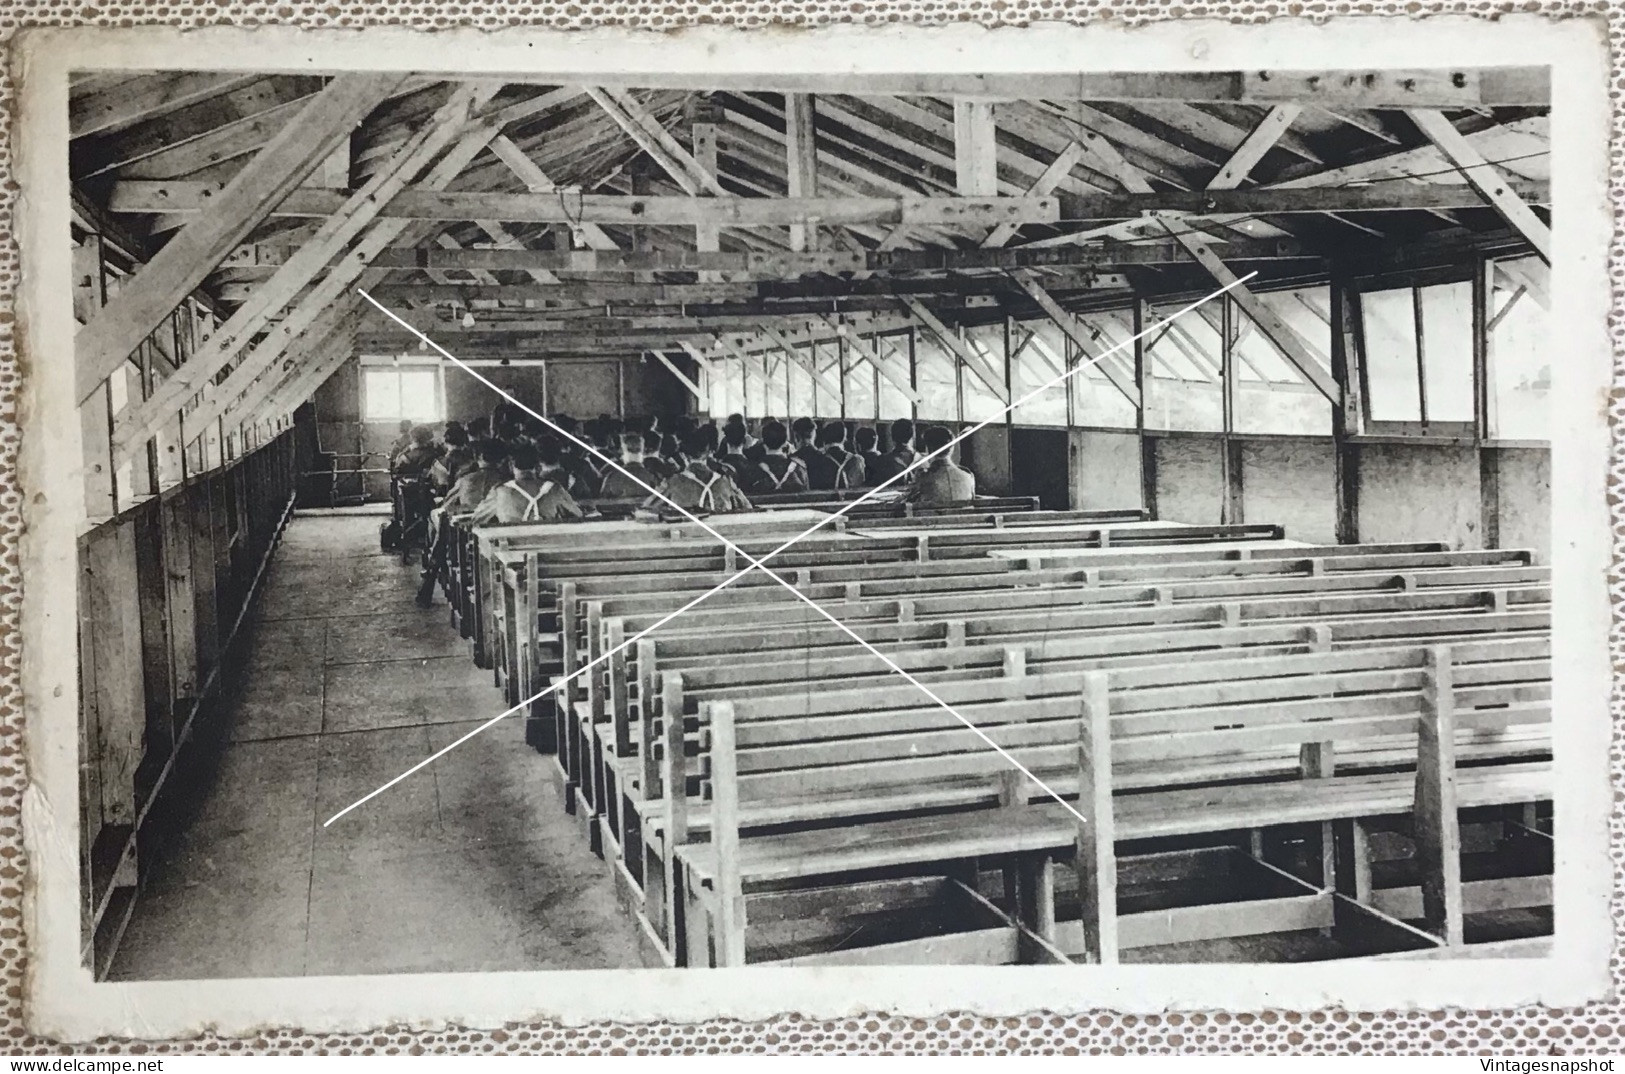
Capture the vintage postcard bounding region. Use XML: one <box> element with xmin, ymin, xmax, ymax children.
<box><xmin>9</xmin><ymin>13</ymin><xmax>1614</xmax><ymax>1042</ymax></box>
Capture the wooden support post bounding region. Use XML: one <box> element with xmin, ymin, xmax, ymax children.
<box><xmin>1329</xmin><ymin>269</ymin><xmax>1363</xmax><ymax>543</ymax></box>
<box><xmin>953</xmin><ymin>99</ymin><xmax>999</xmax><ymax>197</ymax></box>
<box><xmin>785</xmin><ymin>94</ymin><xmax>820</xmax><ymax>252</ymax></box>
<box><xmin>1075</xmin><ymin>672</ymin><xmax>1117</xmax><ymax>964</ymax></box>
<box><xmin>1414</xmin><ymin>646</ymin><xmax>1465</xmax><ymax>946</ymax></box>
<box><xmin>637</xmin><ymin>641</ymin><xmax>660</xmax><ymax>795</ymax></box>
<box><xmin>707</xmin><ymin>701</ymin><xmax>746</xmax><ymax>968</ymax></box>
<box><xmin>1002</xmin><ymin>645</ymin><xmax>1026</xmax><ymax>679</ymax></box>
<box><xmin>659</xmin><ymin>671</ymin><xmax>689</xmax><ymax>963</ymax></box>
<box><xmin>608</xmin><ymin>619</ymin><xmax>630</xmax><ymax>757</ymax></box>
<box><xmin>76</xmin><ymin>73</ymin><xmax>404</xmax><ymax>403</ymax></box>
<box><xmin>1333</xmin><ymin>818</ymin><xmax>1374</xmax><ymax>903</ymax></box>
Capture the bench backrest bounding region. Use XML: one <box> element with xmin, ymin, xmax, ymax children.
<box><xmin>680</xmin><ymin>638</ymin><xmax>1551</xmax><ymax>818</ymax></box>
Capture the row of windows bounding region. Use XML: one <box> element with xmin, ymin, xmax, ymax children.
<box><xmin>710</xmin><ymin>259</ymin><xmax>1550</xmax><ymax>442</ymax></box>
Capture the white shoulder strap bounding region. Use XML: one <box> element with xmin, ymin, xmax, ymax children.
<box><xmin>505</xmin><ymin>479</ymin><xmax>554</xmax><ymax>521</ymax></box>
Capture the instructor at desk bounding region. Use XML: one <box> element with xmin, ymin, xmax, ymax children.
<box><xmin>903</xmin><ymin>425</ymin><xmax>975</xmax><ymax>505</ymax></box>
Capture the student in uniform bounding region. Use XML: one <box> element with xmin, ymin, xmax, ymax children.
<box><xmin>809</xmin><ymin>421</ymin><xmax>867</xmax><ymax>491</ymax></box>
<box><xmin>904</xmin><ymin>424</ymin><xmax>975</xmax><ymax>505</ymax></box>
<box><xmin>392</xmin><ymin>425</ymin><xmax>442</xmax><ymax>478</ymax></box>
<box><xmin>872</xmin><ymin>418</ymin><xmax>920</xmax><ymax>485</ymax></box>
<box><xmin>853</xmin><ymin>426</ymin><xmax>882</xmax><ymax>486</ymax></box>
<box><xmin>789</xmin><ymin>417</ymin><xmax>822</xmax><ymax>474</ymax></box>
<box><xmin>388</xmin><ymin>419</ymin><xmax>415</xmax><ymax>460</ymax></box>
<box><xmin>717</xmin><ymin>423</ymin><xmax>755</xmax><ymax>486</ymax></box>
<box><xmin>597</xmin><ymin>431</ymin><xmax>660</xmax><ymax>499</ymax></box>
<box><xmin>471</xmin><ymin>441</ymin><xmax>585</xmax><ymax>525</ymax></box>
<box><xmin>643</xmin><ymin>430</ymin><xmax>677</xmax><ymax>480</ymax></box>
<box><xmin>416</xmin><ymin>439</ymin><xmax>510</xmax><ymax>607</ymax></box>
<box><xmin>431</xmin><ymin>422</ymin><xmax>475</xmax><ymax>491</ymax></box>
<box><xmin>752</xmin><ymin>419</ymin><xmax>809</xmax><ymax>493</ymax></box>
<box><xmin>644</xmin><ymin>427</ymin><xmax>753</xmax><ymax>515</ymax></box>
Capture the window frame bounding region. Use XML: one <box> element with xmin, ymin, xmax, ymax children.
<box><xmin>359</xmin><ymin>357</ymin><xmax>446</xmax><ymax>425</ymax></box>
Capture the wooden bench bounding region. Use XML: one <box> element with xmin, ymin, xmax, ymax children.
<box><xmin>668</xmin><ymin>641</ymin><xmax>1551</xmax><ymax>966</ymax></box>
<box><xmin>577</xmin><ymin>571</ymin><xmax>1548</xmax><ymax>854</ymax></box>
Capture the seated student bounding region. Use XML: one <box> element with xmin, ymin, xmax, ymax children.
<box><xmin>560</xmin><ymin>439</ymin><xmax>605</xmax><ymax>499</ymax></box>
<box><xmin>752</xmin><ymin>419</ymin><xmax>809</xmax><ymax>493</ymax></box>
<box><xmin>643</xmin><ymin>427</ymin><xmax>753</xmax><ymax>515</ymax></box>
<box><xmin>598</xmin><ymin>431</ymin><xmax>660</xmax><ymax>498</ymax></box>
<box><xmin>789</xmin><ymin>417</ymin><xmax>823</xmax><ymax>474</ymax></box>
<box><xmin>808</xmin><ymin>421</ymin><xmax>867</xmax><ymax>491</ymax></box>
<box><xmin>471</xmin><ymin>441</ymin><xmax>585</xmax><ymax>525</ymax></box>
<box><xmin>853</xmin><ymin>426</ymin><xmax>882</xmax><ymax>485</ymax></box>
<box><xmin>904</xmin><ymin>425</ymin><xmax>975</xmax><ymax>505</ymax></box>
<box><xmin>431</xmin><ymin>422</ymin><xmax>475</xmax><ymax>491</ymax></box>
<box><xmin>717</xmin><ymin>423</ymin><xmax>755</xmax><ymax>484</ymax></box>
<box><xmin>392</xmin><ymin>425</ymin><xmax>442</xmax><ymax>478</ymax></box>
<box><xmin>416</xmin><ymin>439</ymin><xmax>510</xmax><ymax>607</ymax></box>
<box><xmin>388</xmin><ymin>419</ymin><xmax>414</xmax><ymax>460</ymax></box>
<box><xmin>871</xmin><ymin>417</ymin><xmax>920</xmax><ymax>485</ymax></box>
<box><xmin>723</xmin><ymin>413</ymin><xmax>757</xmax><ymax>455</ymax></box>
<box><xmin>643</xmin><ymin>430</ymin><xmax>678</xmax><ymax>479</ymax></box>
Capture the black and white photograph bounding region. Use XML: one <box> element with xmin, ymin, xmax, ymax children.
<box><xmin>12</xmin><ymin>17</ymin><xmax>1614</xmax><ymax>1041</ymax></box>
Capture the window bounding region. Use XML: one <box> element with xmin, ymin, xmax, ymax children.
<box><xmin>915</xmin><ymin>332</ymin><xmax>959</xmax><ymax>421</ymax></box>
<box><xmin>809</xmin><ymin>340</ymin><xmax>843</xmax><ymax>418</ymax></box>
<box><xmin>362</xmin><ymin>362</ymin><xmax>442</xmax><ymax>424</ymax></box>
<box><xmin>1068</xmin><ymin>311</ymin><xmax>1139</xmax><ymax>429</ymax></box>
<box><xmin>842</xmin><ymin>341</ymin><xmax>876</xmax><ymax>420</ymax></box>
<box><xmin>1011</xmin><ymin>321</ymin><xmax>1069</xmax><ymax>426</ymax></box>
<box><xmin>960</xmin><ymin>324</ymin><xmax>1007</xmax><ymax>424</ymax></box>
<box><xmin>1231</xmin><ymin>288</ymin><xmax>1333</xmax><ymax>436</ymax></box>
<box><xmin>1143</xmin><ymin>304</ymin><xmax>1223</xmax><ymax>432</ymax></box>
<box><xmin>786</xmin><ymin>355</ymin><xmax>815</xmax><ymax>418</ymax></box>
<box><xmin>872</xmin><ymin>332</ymin><xmax>914</xmax><ymax>420</ymax></box>
<box><xmin>1358</xmin><ymin>280</ymin><xmax>1475</xmax><ymax>429</ymax></box>
<box><xmin>1486</xmin><ymin>257</ymin><xmax>1550</xmax><ymax>441</ymax></box>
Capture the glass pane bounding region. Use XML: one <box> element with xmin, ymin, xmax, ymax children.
<box><xmin>768</xmin><ymin>355</ymin><xmax>791</xmax><ymax>418</ymax></box>
<box><xmin>873</xmin><ymin>334</ymin><xmax>913</xmax><ymax>419</ymax></box>
<box><xmin>1011</xmin><ymin>321</ymin><xmax>1068</xmax><ymax>426</ymax></box>
<box><xmin>398</xmin><ymin>369</ymin><xmax>441</xmax><ymax>423</ymax></box>
<box><xmin>916</xmin><ymin>334</ymin><xmax>959</xmax><ymax>421</ymax></box>
<box><xmin>1068</xmin><ymin>312</ymin><xmax>1138</xmax><ymax>429</ymax></box>
<box><xmin>1143</xmin><ymin>305</ymin><xmax>1223</xmax><ymax>432</ymax></box>
<box><xmin>1487</xmin><ymin>257</ymin><xmax>1550</xmax><ymax>440</ymax></box>
<box><xmin>786</xmin><ymin>355</ymin><xmax>815</xmax><ymax>419</ymax></box>
<box><xmin>843</xmin><ymin>342</ymin><xmax>876</xmax><ymax>420</ymax></box>
<box><xmin>1361</xmin><ymin>288</ymin><xmax>1421</xmax><ymax>422</ymax></box>
<box><xmin>961</xmin><ymin>324</ymin><xmax>1007</xmax><ymax>424</ymax></box>
<box><xmin>1233</xmin><ymin>289</ymin><xmax>1333</xmax><ymax>435</ymax></box>
<box><xmin>811</xmin><ymin>341</ymin><xmax>841</xmax><ymax>417</ymax></box>
<box><xmin>1419</xmin><ymin>281</ymin><xmax>1474</xmax><ymax>423</ymax></box>
<box><xmin>363</xmin><ymin>369</ymin><xmax>402</xmax><ymax>422</ymax></box>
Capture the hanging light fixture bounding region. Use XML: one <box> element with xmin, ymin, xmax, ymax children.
<box><xmin>461</xmin><ymin>309</ymin><xmax>477</xmax><ymax>329</ymax></box>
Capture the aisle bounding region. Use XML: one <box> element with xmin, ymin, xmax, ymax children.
<box><xmin>111</xmin><ymin>513</ymin><xmax>643</xmax><ymax>980</ymax></box>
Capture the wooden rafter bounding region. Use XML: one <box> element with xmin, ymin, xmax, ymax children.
<box><xmin>1406</xmin><ymin>108</ymin><xmax>1552</xmax><ymax>264</ymax></box>
<box><xmin>1012</xmin><ymin>272</ymin><xmax>1140</xmax><ymax>406</ymax></box>
<box><xmin>76</xmin><ymin>72</ymin><xmax>407</xmax><ymax>406</ymax></box>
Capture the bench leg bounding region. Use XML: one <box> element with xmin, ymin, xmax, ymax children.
<box><xmin>1333</xmin><ymin>819</ymin><xmax>1373</xmax><ymax>904</ymax></box>
<box><xmin>1013</xmin><ymin>854</ymin><xmax>1059</xmax><ymax>964</ymax></box>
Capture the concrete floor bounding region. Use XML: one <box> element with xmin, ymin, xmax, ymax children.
<box><xmin>111</xmin><ymin>514</ymin><xmax>644</xmax><ymax>980</ymax></box>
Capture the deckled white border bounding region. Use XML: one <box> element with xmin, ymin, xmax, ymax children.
<box><xmin>13</xmin><ymin>15</ymin><xmax>1614</xmax><ymax>1041</ymax></box>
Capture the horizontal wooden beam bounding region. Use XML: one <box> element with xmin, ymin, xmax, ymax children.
<box><xmin>107</xmin><ymin>181</ymin><xmax>1551</xmax><ymax>221</ymax></box>
<box><xmin>434</xmin><ymin>68</ymin><xmax>1550</xmax><ymax>106</ymax></box>
<box><xmin>362</xmin><ymin>236</ymin><xmax>1310</xmax><ymax>275</ymax></box>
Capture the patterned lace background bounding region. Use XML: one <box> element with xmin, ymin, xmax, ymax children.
<box><xmin>0</xmin><ymin>3</ymin><xmax>1617</xmax><ymax>1053</ymax></box>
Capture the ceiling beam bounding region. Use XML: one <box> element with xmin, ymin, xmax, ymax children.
<box><xmin>1208</xmin><ymin>105</ymin><xmax>1303</xmax><ymax>190</ymax></box>
<box><xmin>76</xmin><ymin>72</ymin><xmax>407</xmax><ymax>406</ymax></box>
<box><xmin>459</xmin><ymin>68</ymin><xmax>1549</xmax><ymax>107</ymax></box>
<box><xmin>111</xmin><ymin>83</ymin><xmax>499</xmax><ymax>458</ymax></box>
<box><xmin>487</xmin><ymin>133</ymin><xmax>620</xmax><ymax>251</ymax></box>
<box><xmin>584</xmin><ymin>86</ymin><xmax>726</xmax><ymax>197</ymax></box>
<box><xmin>70</xmin><ymin>71</ymin><xmax>266</xmax><ymax>139</ymax></box>
<box><xmin>983</xmin><ymin>141</ymin><xmax>1085</xmax><ymax>249</ymax></box>
<box><xmin>785</xmin><ymin>93</ymin><xmax>820</xmax><ymax>252</ymax></box>
<box><xmin>1406</xmin><ymin>108</ymin><xmax>1552</xmax><ymax>264</ymax></box>
<box><xmin>648</xmin><ymin>348</ymin><xmax>705</xmax><ymax>400</ymax></box>
<box><xmin>363</xmin><ymin>235</ymin><xmax>1310</xmax><ymax>274</ymax></box>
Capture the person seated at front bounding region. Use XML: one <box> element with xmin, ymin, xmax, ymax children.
<box><xmin>904</xmin><ymin>425</ymin><xmax>975</xmax><ymax>505</ymax></box>
<box><xmin>751</xmin><ymin>420</ymin><xmax>809</xmax><ymax>493</ymax></box>
<box><xmin>872</xmin><ymin>417</ymin><xmax>920</xmax><ymax>485</ymax></box>
<box><xmin>808</xmin><ymin>421</ymin><xmax>867</xmax><ymax>491</ymax></box>
<box><xmin>392</xmin><ymin>425</ymin><xmax>442</xmax><ymax>478</ymax></box>
<box><xmin>643</xmin><ymin>428</ymin><xmax>753</xmax><ymax>515</ymax></box>
<box><xmin>597</xmin><ymin>431</ymin><xmax>660</xmax><ymax>498</ymax></box>
<box><xmin>471</xmin><ymin>441</ymin><xmax>584</xmax><ymax>524</ymax></box>
<box><xmin>853</xmin><ymin>426</ymin><xmax>882</xmax><ymax>485</ymax></box>
<box><xmin>789</xmin><ymin>417</ymin><xmax>822</xmax><ymax>473</ymax></box>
